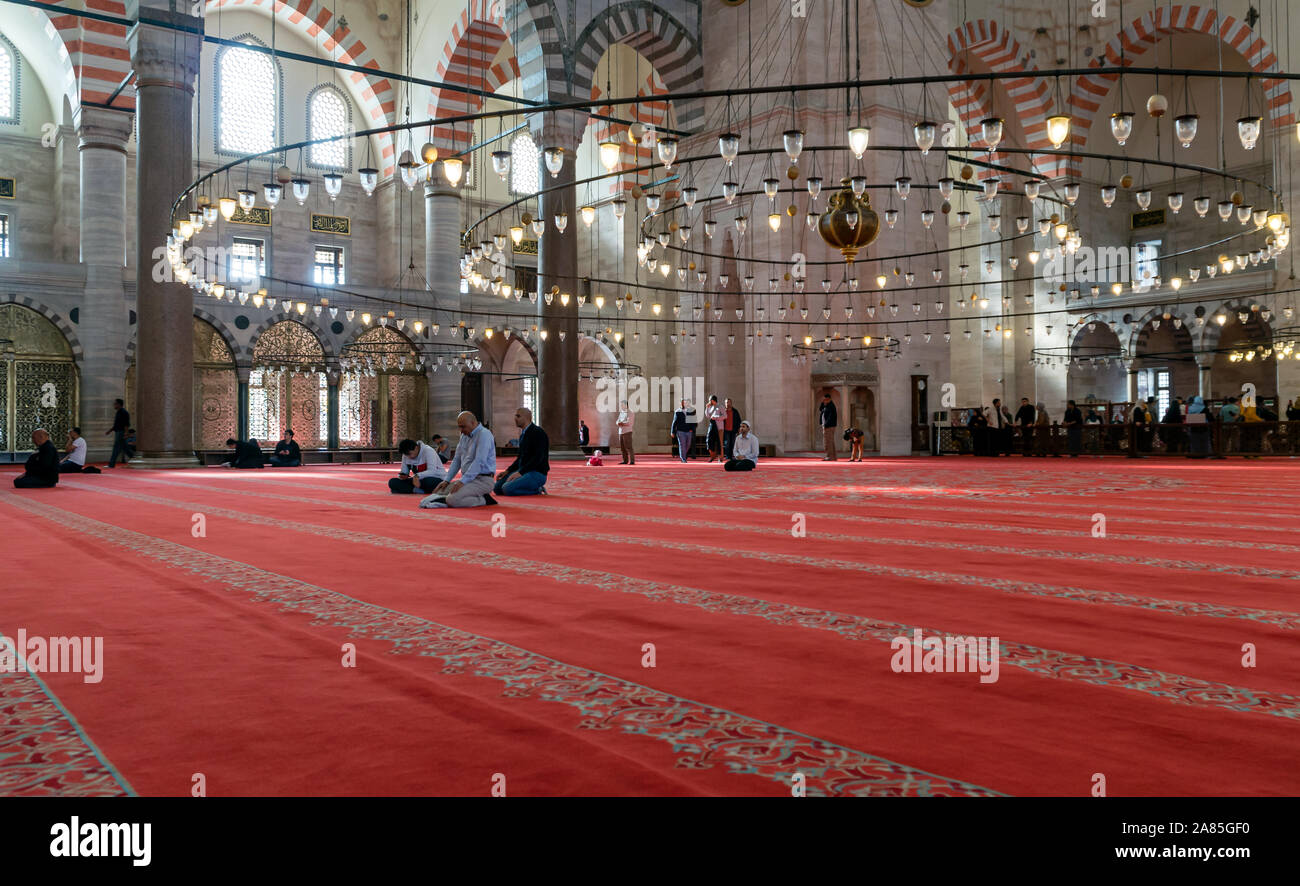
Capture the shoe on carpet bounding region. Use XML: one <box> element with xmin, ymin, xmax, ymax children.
<box><xmin>483</xmin><ymin>493</ymin><xmax>498</xmax><ymax>506</ymax></box>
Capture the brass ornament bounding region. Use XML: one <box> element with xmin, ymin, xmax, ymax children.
<box><xmin>815</xmin><ymin>179</ymin><xmax>881</xmax><ymax>263</ymax></box>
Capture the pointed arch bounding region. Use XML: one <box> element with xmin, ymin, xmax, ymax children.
<box><xmin>1070</xmin><ymin>5</ymin><xmax>1294</xmax><ymax>178</ymax></box>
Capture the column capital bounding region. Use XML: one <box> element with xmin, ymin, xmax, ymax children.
<box><xmin>424</xmin><ymin>173</ymin><xmax>463</xmax><ymax>202</ymax></box>
<box><xmin>74</xmin><ymin>105</ymin><xmax>134</xmax><ymax>154</ymax></box>
<box><xmin>127</xmin><ymin>14</ymin><xmax>202</xmax><ymax>93</ymax></box>
<box><xmin>528</xmin><ymin>109</ymin><xmax>587</xmax><ymax>156</ymax></box>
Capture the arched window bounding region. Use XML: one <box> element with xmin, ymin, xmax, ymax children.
<box><xmin>216</xmin><ymin>37</ymin><xmax>279</xmax><ymax>156</ymax></box>
<box><xmin>308</xmin><ymin>85</ymin><xmax>350</xmax><ymax>170</ymax></box>
<box><xmin>0</xmin><ymin>36</ymin><xmax>18</xmax><ymax>124</ymax></box>
<box><xmin>509</xmin><ymin>132</ymin><xmax>539</xmax><ymax>196</ymax></box>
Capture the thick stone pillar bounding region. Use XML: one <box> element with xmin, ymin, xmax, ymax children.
<box><xmin>128</xmin><ymin>7</ymin><xmax>202</xmax><ymax>466</ymax></box>
<box><xmin>424</xmin><ymin>171</ymin><xmax>463</xmax><ymax>436</ymax></box>
<box><xmin>1197</xmin><ymin>359</ymin><xmax>1212</xmax><ymax>399</ymax></box>
<box><xmin>236</xmin><ymin>366</ymin><xmax>250</xmax><ymax>441</ymax></box>
<box><xmin>74</xmin><ymin>106</ymin><xmax>133</xmax><ymax>460</ymax></box>
<box><xmin>531</xmin><ymin>112</ymin><xmax>585</xmax><ymax>452</ymax></box>
<box><xmin>326</xmin><ymin>364</ymin><xmax>340</xmax><ymax>449</ymax></box>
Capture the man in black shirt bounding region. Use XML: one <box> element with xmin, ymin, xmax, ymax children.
<box><xmin>14</xmin><ymin>429</ymin><xmax>60</xmax><ymax>488</ymax></box>
<box><xmin>819</xmin><ymin>392</ymin><xmax>838</xmax><ymax>460</ymax></box>
<box><xmin>1015</xmin><ymin>398</ymin><xmax>1036</xmax><ymax>456</ymax></box>
<box><xmin>105</xmin><ymin>398</ymin><xmax>130</xmax><ymax>467</ymax></box>
<box><xmin>990</xmin><ymin>398</ymin><xmax>1014</xmax><ymax>455</ymax></box>
<box><xmin>494</xmin><ymin>407</ymin><xmax>549</xmax><ymax>496</ymax></box>
<box><xmin>223</xmin><ymin>437</ymin><xmax>265</xmax><ymax>469</ymax></box>
<box><xmin>578</xmin><ymin>420</ymin><xmax>590</xmax><ymax>448</ymax></box>
<box><xmin>269</xmin><ymin>429</ymin><xmax>302</xmax><ymax>466</ymax></box>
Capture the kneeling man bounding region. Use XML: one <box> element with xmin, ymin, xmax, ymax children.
<box><xmin>421</xmin><ymin>411</ymin><xmax>497</xmax><ymax>508</ymax></box>
<box><xmin>495</xmin><ymin>407</ymin><xmax>549</xmax><ymax>496</ymax></box>
<box><xmin>724</xmin><ymin>421</ymin><xmax>759</xmax><ymax>471</ymax></box>
<box><xmin>14</xmin><ymin>429</ymin><xmax>60</xmax><ymax>488</ymax></box>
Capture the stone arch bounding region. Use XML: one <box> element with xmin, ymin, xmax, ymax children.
<box><xmin>192</xmin><ymin>307</ymin><xmax>244</xmax><ymax>368</ymax></box>
<box><xmin>1198</xmin><ymin>301</ymin><xmax>1275</xmax><ymax>352</ymax></box>
<box><xmin>588</xmin><ymin>69</ymin><xmax>673</xmax><ymax>196</ymax></box>
<box><xmin>1070</xmin><ymin>5</ymin><xmax>1294</xmax><ymax>177</ymax></box>
<box><xmin>245</xmin><ymin>313</ymin><xmax>334</xmax><ymax>363</ymax></box>
<box><xmin>340</xmin><ymin>322</ymin><xmax>420</xmax><ymax>355</ymax></box>
<box><xmin>43</xmin><ymin>0</ymin><xmax>125</xmax><ymax>113</ymax></box>
<box><xmin>427</xmin><ymin>4</ymin><xmax>521</xmax><ymax>150</ymax></box>
<box><xmin>945</xmin><ymin>20</ymin><xmax>1054</xmax><ymax>177</ymax></box>
<box><xmin>0</xmin><ymin>294</ymin><xmax>84</xmax><ymax>361</ymax></box>
<box><xmin>571</xmin><ymin>1</ymin><xmax>703</xmax><ymax>130</ymax></box>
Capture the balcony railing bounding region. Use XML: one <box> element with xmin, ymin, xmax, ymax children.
<box><xmin>933</xmin><ymin>421</ymin><xmax>1300</xmax><ymax>457</ymax></box>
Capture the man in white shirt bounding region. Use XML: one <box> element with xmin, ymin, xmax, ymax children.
<box><xmin>724</xmin><ymin>421</ymin><xmax>759</xmax><ymax>471</ymax></box>
<box><xmin>616</xmin><ymin>401</ymin><xmax>635</xmax><ymax>465</ymax></box>
<box><xmin>421</xmin><ymin>411</ymin><xmax>497</xmax><ymax>508</ymax></box>
<box><xmin>59</xmin><ymin>427</ymin><xmax>88</xmax><ymax>473</ymax></box>
<box><xmin>389</xmin><ymin>438</ymin><xmax>444</xmax><ymax>494</ymax></box>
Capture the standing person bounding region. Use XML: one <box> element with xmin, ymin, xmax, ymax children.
<box><xmin>59</xmin><ymin>427</ymin><xmax>88</xmax><ymax>473</ymax></box>
<box><xmin>495</xmin><ymin>407</ymin><xmax>549</xmax><ymax>496</ymax></box>
<box><xmin>671</xmin><ymin>399</ymin><xmax>697</xmax><ymax>463</ymax></box>
<box><xmin>722</xmin><ymin>397</ymin><xmax>742</xmax><ymax>459</ymax></box>
<box><xmin>818</xmin><ymin>392</ymin><xmax>838</xmax><ymax>460</ymax></box>
<box><xmin>1063</xmin><ymin>400</ymin><xmax>1083</xmax><ymax>457</ymax></box>
<box><xmin>578</xmin><ymin>420</ymin><xmax>590</xmax><ymax>449</ymax></box>
<box><xmin>843</xmin><ymin>427</ymin><xmax>865</xmax><ymax>461</ymax></box>
<box><xmin>105</xmin><ymin>398</ymin><xmax>130</xmax><ymax>467</ymax></box>
<box><xmin>270</xmin><ymin>429</ymin><xmax>301</xmax><ymax>467</ymax></box>
<box><xmin>1287</xmin><ymin>399</ymin><xmax>1300</xmax><ymax>421</ymax></box>
<box><xmin>725</xmin><ymin>421</ymin><xmax>759</xmax><ymax>471</ymax></box>
<box><xmin>421</xmin><ymin>411</ymin><xmax>497</xmax><ymax>509</ymax></box>
<box><xmin>704</xmin><ymin>395</ymin><xmax>723</xmax><ymax>462</ymax></box>
<box><xmin>990</xmin><ymin>397</ymin><xmax>1013</xmax><ymax>455</ymax></box>
<box><xmin>1186</xmin><ymin>395</ymin><xmax>1211</xmax><ymax>456</ymax></box>
<box><xmin>967</xmin><ymin>406</ymin><xmax>989</xmax><ymax>456</ymax></box>
<box><xmin>1161</xmin><ymin>398</ymin><xmax>1185</xmax><ymax>453</ymax></box>
<box><xmin>1034</xmin><ymin>403</ymin><xmax>1055</xmax><ymax>456</ymax></box>
<box><xmin>13</xmin><ymin>429</ymin><xmax>60</xmax><ymax>488</ymax></box>
<box><xmin>1015</xmin><ymin>397</ymin><xmax>1036</xmax><ymax>456</ymax></box>
<box><xmin>616</xmin><ymin>400</ymin><xmax>635</xmax><ymax>465</ymax></box>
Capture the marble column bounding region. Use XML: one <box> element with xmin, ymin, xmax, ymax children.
<box><xmin>1197</xmin><ymin>359</ymin><xmax>1213</xmax><ymax>399</ymax></box>
<box><xmin>424</xmin><ymin>170</ymin><xmax>463</xmax><ymax>436</ymax></box>
<box><xmin>74</xmin><ymin>106</ymin><xmax>133</xmax><ymax>460</ymax></box>
<box><xmin>532</xmin><ymin>112</ymin><xmax>585</xmax><ymax>452</ymax></box>
<box><xmin>236</xmin><ymin>366</ymin><xmax>250</xmax><ymax>441</ymax></box>
<box><xmin>128</xmin><ymin>8</ymin><xmax>202</xmax><ymax>466</ymax></box>
<box><xmin>326</xmin><ymin>364</ymin><xmax>340</xmax><ymax>449</ymax></box>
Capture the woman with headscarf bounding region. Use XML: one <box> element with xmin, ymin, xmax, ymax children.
<box><xmin>1186</xmin><ymin>395</ymin><xmax>1210</xmax><ymax>456</ymax></box>
<box><xmin>1161</xmin><ymin>397</ymin><xmax>1185</xmax><ymax>453</ymax></box>
<box><xmin>1063</xmin><ymin>400</ymin><xmax>1083</xmax><ymax>457</ymax></box>
<box><xmin>1241</xmin><ymin>400</ymin><xmax>1264</xmax><ymax>457</ymax></box>
<box><xmin>1034</xmin><ymin>402</ymin><xmax>1055</xmax><ymax>456</ymax></box>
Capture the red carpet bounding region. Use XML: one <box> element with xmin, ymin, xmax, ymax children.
<box><xmin>3</xmin><ymin>456</ymin><xmax>1299</xmax><ymax>796</ymax></box>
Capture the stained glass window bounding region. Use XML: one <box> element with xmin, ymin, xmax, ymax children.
<box><xmin>0</xmin><ymin>215</ymin><xmax>9</xmax><ymax>259</ymax></box>
<box><xmin>0</xmin><ymin>39</ymin><xmax>14</xmax><ymax>123</ymax></box>
<box><xmin>509</xmin><ymin>132</ymin><xmax>539</xmax><ymax>196</ymax></box>
<box><xmin>218</xmin><ymin>40</ymin><xmax>276</xmax><ymax>155</ymax></box>
<box><xmin>309</xmin><ymin>87</ymin><xmax>349</xmax><ymax>169</ymax></box>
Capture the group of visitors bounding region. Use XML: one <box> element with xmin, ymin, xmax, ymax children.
<box><xmin>387</xmin><ymin>408</ymin><xmax>550</xmax><ymax>509</ymax></box>
<box><xmin>665</xmin><ymin>396</ymin><xmax>759</xmax><ymax>470</ymax></box>
<box><xmin>960</xmin><ymin>393</ymin><xmax>1299</xmax><ymax>457</ymax></box>
<box><xmin>221</xmin><ymin>430</ymin><xmax>303</xmax><ymax>468</ymax></box>
<box><xmin>13</xmin><ymin>399</ymin><xmax>133</xmax><ymax>487</ymax></box>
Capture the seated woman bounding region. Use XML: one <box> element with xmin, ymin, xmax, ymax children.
<box><xmin>223</xmin><ymin>437</ymin><xmax>265</xmax><ymax>469</ymax></box>
<box><xmin>724</xmin><ymin>422</ymin><xmax>759</xmax><ymax>471</ymax></box>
